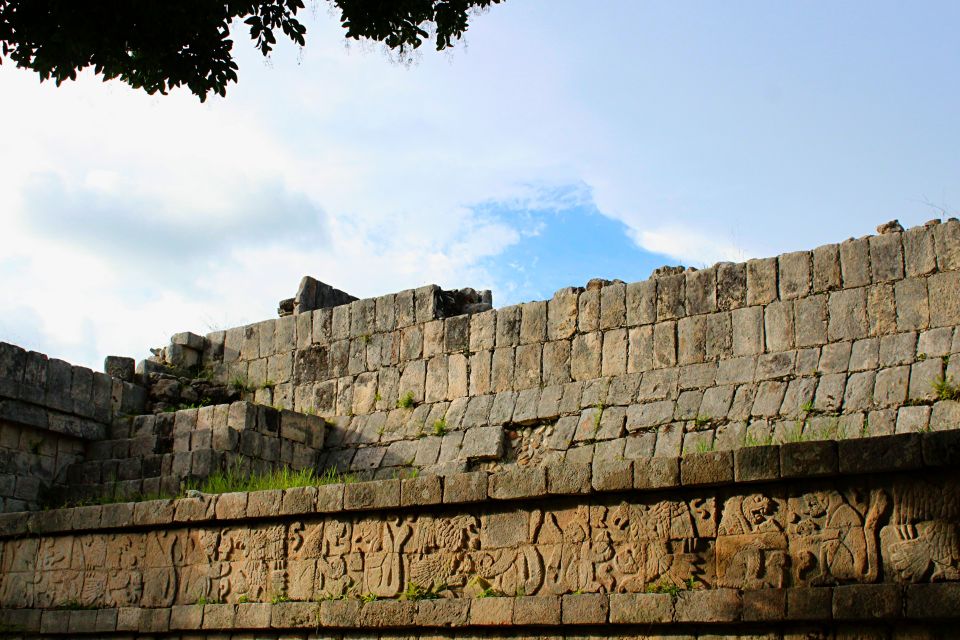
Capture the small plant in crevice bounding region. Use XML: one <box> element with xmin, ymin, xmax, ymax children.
<box><xmin>357</xmin><ymin>592</ymin><xmax>379</xmax><ymax>603</ymax></box>
<box><xmin>592</xmin><ymin>403</ymin><xmax>604</xmax><ymax>432</ymax></box>
<box><xmin>270</xmin><ymin>592</ymin><xmax>290</xmax><ymax>605</ymax></box>
<box><xmin>433</xmin><ymin>418</ymin><xmax>448</xmax><ymax>436</ymax></box>
<box><xmin>800</xmin><ymin>399</ymin><xmax>816</xmax><ymax>415</ymax></box>
<box><xmin>237</xmin><ymin>594</ymin><xmax>249</xmax><ymax>604</ymax></box>
<box><xmin>229</xmin><ymin>374</ymin><xmax>253</xmax><ymax>394</ymax></box>
<box><xmin>261</xmin><ymin>379</ymin><xmax>277</xmax><ymax>390</ymax></box>
<box><xmin>399</xmin><ymin>580</ymin><xmax>445</xmax><ymax>601</ymax></box>
<box><xmin>744</xmin><ymin>431</ymin><xmax>774</xmax><ymax>448</ymax></box>
<box><xmin>397</xmin><ymin>391</ymin><xmax>416</xmax><ymax>409</ymax></box>
<box><xmin>932</xmin><ymin>375</ymin><xmax>960</xmax><ymax>401</ymax></box>
<box><xmin>693</xmin><ymin>414</ymin><xmax>711</xmax><ymax>429</ymax></box>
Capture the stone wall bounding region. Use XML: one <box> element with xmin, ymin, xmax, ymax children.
<box><xmin>1</xmin><ymin>431</ymin><xmax>958</xmax><ymax>636</ymax></box>
<box><xmin>59</xmin><ymin>402</ymin><xmax>327</xmax><ymax>505</ymax></box>
<box><xmin>0</xmin><ymin>420</ymin><xmax>84</xmax><ymax>512</ymax></box>
<box><xmin>0</xmin><ymin>342</ymin><xmax>147</xmax><ymax>511</ymax></box>
<box><xmin>179</xmin><ymin>220</ymin><xmax>960</xmax><ymax>481</ymax></box>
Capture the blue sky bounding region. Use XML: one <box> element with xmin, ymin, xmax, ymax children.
<box><xmin>0</xmin><ymin>1</ymin><xmax>958</xmax><ymax>369</ymax></box>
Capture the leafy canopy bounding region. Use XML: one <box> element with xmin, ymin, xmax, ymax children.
<box><xmin>0</xmin><ymin>0</ymin><xmax>503</xmax><ymax>101</ymax></box>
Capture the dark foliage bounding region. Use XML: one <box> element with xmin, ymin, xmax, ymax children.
<box><xmin>0</xmin><ymin>0</ymin><xmax>502</xmax><ymax>101</ymax></box>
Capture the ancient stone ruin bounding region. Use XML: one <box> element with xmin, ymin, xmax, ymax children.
<box><xmin>1</xmin><ymin>219</ymin><xmax>959</xmax><ymax>638</ymax></box>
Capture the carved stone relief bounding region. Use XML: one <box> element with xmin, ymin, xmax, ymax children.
<box><xmin>1</xmin><ymin>473</ymin><xmax>956</xmax><ymax>610</ymax></box>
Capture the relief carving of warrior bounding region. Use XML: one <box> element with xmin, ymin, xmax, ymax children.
<box><xmin>788</xmin><ymin>488</ymin><xmax>888</xmax><ymax>585</ymax></box>
<box><xmin>621</xmin><ymin>500</ymin><xmax>710</xmax><ymax>590</ymax></box>
<box><xmin>716</xmin><ymin>494</ymin><xmax>787</xmax><ymax>589</ymax></box>
<box><xmin>408</xmin><ymin>514</ymin><xmax>479</xmax><ymax>594</ymax></box>
<box><xmin>476</xmin><ymin>510</ymin><xmax>544</xmax><ymax>596</ymax></box>
<box><xmin>884</xmin><ymin>480</ymin><xmax>960</xmax><ymax>582</ymax></box>
<box><xmin>351</xmin><ymin>516</ymin><xmax>411</xmax><ymax>597</ymax></box>
<box><xmin>141</xmin><ymin>530</ymin><xmax>181</xmax><ymax>607</ymax></box>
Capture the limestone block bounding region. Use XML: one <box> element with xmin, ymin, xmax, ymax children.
<box><xmin>893</xmin><ymin>277</ymin><xmax>929</xmax><ymax>332</ymax></box>
<box><xmin>343</xmin><ymin>478</ymin><xmax>400</xmax><ymax>510</ymax></box>
<box><xmin>609</xmin><ymin>592</ymin><xmax>672</xmax><ymax>624</ymax></box>
<box><xmin>512</xmin><ymin>387</ymin><xmax>539</xmax><ymax>424</ymax></box>
<box><xmin>746</xmin><ymin>257</ymin><xmax>778</xmax><ymax>305</ymax></box>
<box><xmin>626</xmin><ymin>400</ymin><xmax>673</xmax><ymax>432</ymax></box>
<box><xmin>868</xmin><ymin>283</ymin><xmax>897</xmax><ymax>336</ymax></box>
<box><xmin>927</xmin><ymin>270</ymin><xmax>960</xmax><ymax>328</ymax></box>
<box><xmin>879</xmin><ymin>332</ymin><xmax>917</xmax><ymax>367</ymax></box>
<box><xmin>592</xmin><ymin>457</ymin><xmax>632</xmax><ymax>491</ymax></box>
<box><xmin>933</xmin><ymin>218</ymin><xmax>960</xmax><ymax>270</ymax></box>
<box><xmin>674</xmin><ymin>588</ymin><xmax>741</xmax><ymax>622</ymax></box>
<box><xmin>779</xmin><ymin>251</ymin><xmax>811</xmax><ymax>300</ymax></box>
<box><xmin>750</xmin><ymin>380</ymin><xmax>787</xmax><ymax>418</ymax></box>
<box><xmin>812</xmin><ymin>242</ymin><xmax>842</xmax><ymax>292</ymax></box>
<box><xmin>780</xmin><ymin>440</ymin><xmax>837</xmax><ymax>477</ymax></box>
<box><xmin>869</xmin><ymin>231</ymin><xmax>904</xmax><ymax>282</ymax></box>
<box><xmin>601</xmin><ymin>328</ymin><xmax>627</xmax><ymax>376</ymax></box>
<box><xmin>469</xmin><ymin>309</ymin><xmax>496</xmax><ymax>350</ymax></box>
<box><xmin>319</xmin><ymin>599</ymin><xmax>361</xmax><ymax>627</ymax></box>
<box><xmin>908</xmin><ymin>358</ymin><xmax>943</xmax><ymax>401</ymax></box>
<box><xmin>445</xmin><ymin>314</ymin><xmax>469</xmax><ymax>353</ymax></box>
<box><xmin>103</xmin><ymin>355</ymin><xmax>135</xmax><ymax>382</ymax></box>
<box><xmin>906</xmin><ymin>582</ymin><xmax>960</xmax><ymax>620</ymax></box>
<box><xmin>539</xmin><ymin>340</ymin><xmax>571</xmax><ymax>386</ymax></box>
<box><xmin>398</xmin><ymin>474</ymin><xmax>441</xmax><ymax>507</ymax></box>
<box><xmin>424</xmin><ymin>356</ymin><xmax>448</xmax><ymax>404</ymax></box>
<box><xmin>828</xmin><ymin>288</ymin><xmax>869</xmax><ymax>341</ymax></box>
<box><xmin>414</xmin><ymin>285</ymin><xmax>439</xmax><ymax>323</ymax></box>
<box><xmin>414</xmin><ymin>598</ymin><xmax>469</xmax><ymax>627</ymax></box>
<box><xmin>896</xmin><ymin>405</ymin><xmax>931</xmax><ymax>433</ymax></box>
<box><xmin>470</xmin><ymin>597</ymin><xmax>514</xmax><ymax>625</ymax></box>
<box><xmin>839</xmin><ymin>236</ymin><xmax>871</xmax><ymax>288</ymax></box>
<box><xmin>397</xmin><ymin>325</ymin><xmax>422</xmax><ymax>363</ymax></box>
<box><xmin>537</xmin><ymin>384</ymin><xmax>563</xmax><ymax>420</ymax></box>
<box><xmin>787</xmin><ymin>586</ymin><xmax>833</xmax><ymax>621</ymax></box>
<box><xmin>677</xmin><ymin>315</ymin><xmax>706</xmax><ymax>365</ymax></box>
<box><xmin>272</xmin><ymin>601</ymin><xmax>320</xmax><ymax>628</ymax></box>
<box><xmin>491</xmin><ymin>347</ymin><xmax>515</xmax><ymax>393</ymax></box>
<box><xmin>731</xmin><ymin>306</ymin><xmax>764</xmax><ymax>356</ymax></box>
<box><xmin>626</xmin><ymin>279</ymin><xmax>656</xmax><ymax>325</ymax></box>
<box><xmin>543</xmin><ymin>290</ymin><xmax>578</xmax><ymax>341</ymax></box>
<box><xmin>519</xmin><ymin>300</ymin><xmax>547</xmax><ymax>344</ymax></box>
<box><xmin>844</xmin><ymin>370</ymin><xmax>876</xmax><ymax>411</ymax></box>
<box><xmin>561</xmin><ymin>593</ymin><xmax>609</xmax><ymax>624</ymax></box>
<box><xmin>627</xmin><ymin>325</ymin><xmax>653</xmax><ymax>373</ymax></box>
<box><xmin>652</xmin><ymin>321</ymin><xmax>677</xmax><ymax>368</ymax></box>
<box><xmin>779</xmin><ymin>377</ymin><xmax>817</xmax><ymax>418</ymax></box>
<box><xmin>447</xmin><ymin>352</ymin><xmax>468</xmax><ymax>400</ymax></box>
<box><xmin>656</xmin><ymin>272</ymin><xmax>685</xmax><ymax>320</ymax></box>
<box><xmin>930</xmin><ymin>399</ymin><xmax>960</xmax><ymax>431</ymax></box>
<box><xmin>685</xmin><ymin>266</ymin><xmax>717</xmax><ymax>315</ymax></box>
<box><xmin>514</xmin><ymin>343</ymin><xmax>542</xmax><ymax>389</ymax></box>
<box><xmin>653</xmin><ymin>422</ymin><xmax>683</xmax><ymax>457</ymax></box>
<box><xmin>717</xmin><ymin>356</ymin><xmax>756</xmax><ymax>385</ymax></box>
<box><xmin>917</xmin><ymin>332</ymin><xmax>952</xmax><ymax>369</ymax></box>
<box><xmin>571</xmin><ymin>332</ymin><xmax>602</xmax><ymax>381</ymax></box>
<box><xmin>833</xmin><ymin>584</ymin><xmax>901</xmax><ymax>620</ymax></box>
<box><xmin>756</xmin><ymin>351</ymin><xmax>794</xmax><ymax>380</ymax></box>
<box><xmin>849</xmin><ymin>337</ymin><xmax>879</xmax><ymax>371</ymax></box>
<box><xmin>469</xmin><ymin>350</ymin><xmax>492</xmax><ymax>396</ymax></box>
<box><xmin>421</xmin><ymin>319</ymin><xmax>443</xmax><ymax>358</ymax></box>
<box><xmin>764</xmin><ymin>300</ymin><xmax>795</xmax><ymax>352</ymax></box>
<box><xmin>680</xmin><ymin>450</ymin><xmax>733</xmax><ymax>486</ymax></box>
<box><xmin>395</xmin><ymin>289</ymin><xmax>415</xmax><ymax>328</ymax></box>
<box><xmin>443</xmin><ymin>470</ymin><xmax>487</xmax><ymax>503</ymax></box>
<box><xmin>704</xmin><ymin>311</ymin><xmax>732</xmax><ymax>359</ymax></box>
<box><xmin>734</xmin><ymin>444</ymin><xmax>779</xmax><ymax>482</ymax></box>
<box><xmin>489</xmin><ymin>467</ymin><xmax>546</xmax><ymax>500</ymax></box>
<box><xmin>398</xmin><ymin>359</ymin><xmax>426</xmax><ymax>404</ymax></box>
<box><xmin>491</xmin><ymin>306</ymin><xmax>518</xmax><ymax>349</ymax></box>
<box><xmin>873</xmin><ymin>366</ymin><xmax>909</xmax><ymax>407</ymax></box>
<box><xmin>743</xmin><ymin>588</ymin><xmax>785</xmax><ymax>622</ymax></box>
<box><xmin>600</xmin><ymin>281</ymin><xmax>626</xmax><ymax>329</ymax></box>
<box><xmin>903</xmin><ymin>224</ymin><xmax>937</xmax><ymax>276</ymax></box>
<box><xmin>513</xmin><ymin>595</ymin><xmax>561</xmax><ymax>625</ymax></box>
<box><xmin>546</xmin><ymin>460</ymin><xmax>590</xmax><ymax>493</ymax></box>
<box><xmin>312</xmin><ymin>308</ymin><xmax>332</xmax><ymax>345</ymax></box>
<box><xmin>460</xmin><ymin>425</ymin><xmax>503</xmax><ymax>461</ymax></box>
